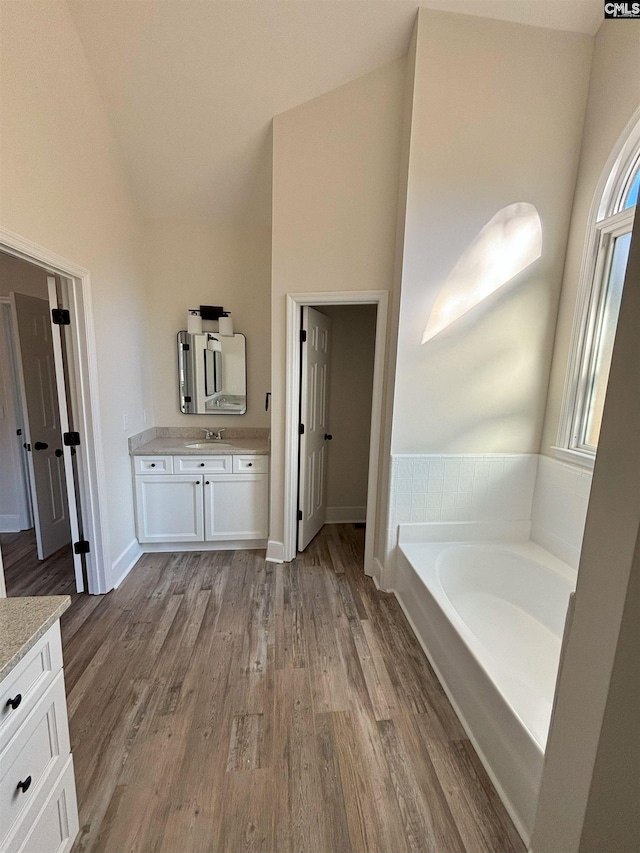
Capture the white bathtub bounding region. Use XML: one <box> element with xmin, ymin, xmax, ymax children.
<box><xmin>394</xmin><ymin>521</ymin><xmax>576</xmax><ymax>843</ymax></box>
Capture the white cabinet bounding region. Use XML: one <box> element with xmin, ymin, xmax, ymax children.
<box><xmin>135</xmin><ymin>475</ymin><xmax>204</xmax><ymax>543</ymax></box>
<box><xmin>204</xmin><ymin>475</ymin><xmax>269</xmax><ymax>541</ymax></box>
<box><xmin>0</xmin><ymin>622</ymin><xmax>78</xmax><ymax>853</ymax></box>
<box><xmin>134</xmin><ymin>455</ymin><xmax>269</xmax><ymax>546</ymax></box>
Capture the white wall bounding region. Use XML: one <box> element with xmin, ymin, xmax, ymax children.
<box><xmin>0</xmin><ymin>0</ymin><xmax>153</xmax><ymax>586</ymax></box>
<box><xmin>541</xmin><ymin>22</ymin><xmax>640</xmax><ymax>455</ymax></box>
<box><xmin>392</xmin><ymin>9</ymin><xmax>593</xmax><ymax>455</ymax></box>
<box><xmin>321</xmin><ymin>304</ymin><xmax>376</xmax><ymax>521</ymax></box>
<box><xmin>142</xmin><ymin>220</ymin><xmax>271</xmax><ymax>429</ymax></box>
<box><xmin>270</xmin><ymin>58</ymin><xmax>406</xmax><ymax>553</ymax></box>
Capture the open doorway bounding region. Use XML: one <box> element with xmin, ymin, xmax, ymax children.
<box><xmin>284</xmin><ymin>290</ymin><xmax>388</xmax><ymax>575</ymax></box>
<box><xmin>297</xmin><ymin>304</ymin><xmax>377</xmax><ymax>552</ymax></box>
<box><xmin>0</xmin><ymin>229</ymin><xmax>107</xmax><ymax>595</ymax></box>
<box><xmin>0</xmin><ymin>251</ymin><xmax>85</xmax><ymax>594</ymax></box>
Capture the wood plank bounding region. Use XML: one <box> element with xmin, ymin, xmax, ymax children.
<box><xmin>332</xmin><ymin>708</ymin><xmax>410</xmax><ymax>853</ymax></box>
<box><xmin>378</xmin><ymin>716</ymin><xmax>465</xmax><ymax>853</ymax></box>
<box><xmin>273</xmin><ymin>667</ymin><xmax>328</xmax><ymax>853</ymax></box>
<box><xmin>426</xmin><ymin>738</ymin><xmax>526</xmax><ymax>853</ymax></box>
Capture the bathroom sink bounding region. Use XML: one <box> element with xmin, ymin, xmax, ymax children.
<box><xmin>184</xmin><ymin>442</ymin><xmax>232</xmax><ymax>450</ymax></box>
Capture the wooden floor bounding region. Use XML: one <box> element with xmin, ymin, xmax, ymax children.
<box><xmin>2</xmin><ymin>526</ymin><xmax>524</xmax><ymax>853</ymax></box>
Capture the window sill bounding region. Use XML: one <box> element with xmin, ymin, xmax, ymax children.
<box><xmin>550</xmin><ymin>446</ymin><xmax>596</xmax><ymax>470</ymax></box>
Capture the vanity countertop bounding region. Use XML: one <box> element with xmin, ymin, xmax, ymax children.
<box><xmin>0</xmin><ymin>595</ymin><xmax>71</xmax><ymax>682</ymax></box>
<box><xmin>131</xmin><ymin>436</ymin><xmax>270</xmax><ymax>456</ymax></box>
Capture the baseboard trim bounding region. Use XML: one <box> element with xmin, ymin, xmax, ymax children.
<box><xmin>265</xmin><ymin>540</ymin><xmax>285</xmax><ymax>563</ymax></box>
<box><xmin>0</xmin><ymin>514</ymin><xmax>22</xmax><ymax>533</ymax></box>
<box><xmin>142</xmin><ymin>539</ymin><xmax>268</xmax><ymax>554</ymax></box>
<box><xmin>325</xmin><ymin>506</ymin><xmax>367</xmax><ymax>524</ymax></box>
<box><xmin>111</xmin><ymin>539</ymin><xmax>143</xmax><ymax>589</ymax></box>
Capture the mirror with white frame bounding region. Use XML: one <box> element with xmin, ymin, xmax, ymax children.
<box><xmin>177</xmin><ymin>331</ymin><xmax>247</xmax><ymax>414</ymax></box>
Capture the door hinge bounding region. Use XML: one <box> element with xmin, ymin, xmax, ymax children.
<box><xmin>299</xmin><ymin>423</ymin><xmax>305</xmax><ymax>435</ymax></box>
<box><xmin>300</xmin><ymin>329</ymin><xmax>307</xmax><ymax>343</ymax></box>
<box><xmin>63</xmin><ymin>431</ymin><xmax>81</xmax><ymax>447</ymax></box>
<box><xmin>182</xmin><ymin>343</ymin><xmax>190</xmax><ymax>351</ymax></box>
<box><xmin>74</xmin><ymin>540</ymin><xmax>90</xmax><ymax>555</ymax></box>
<box><xmin>184</xmin><ymin>395</ymin><xmax>192</xmax><ymax>403</ymax></box>
<box><xmin>298</xmin><ymin>510</ymin><xmax>303</xmax><ymax>521</ymax></box>
<box><xmin>51</xmin><ymin>308</ymin><xmax>71</xmax><ymax>326</ymax></box>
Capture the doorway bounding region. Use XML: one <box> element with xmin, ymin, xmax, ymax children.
<box><xmin>0</xmin><ymin>229</ymin><xmax>108</xmax><ymax>595</ymax></box>
<box><xmin>284</xmin><ymin>290</ymin><xmax>388</xmax><ymax>575</ymax></box>
<box><xmin>0</xmin><ymin>254</ymin><xmax>84</xmax><ymax>591</ymax></box>
<box><xmin>297</xmin><ymin>304</ymin><xmax>377</xmax><ymax>552</ymax></box>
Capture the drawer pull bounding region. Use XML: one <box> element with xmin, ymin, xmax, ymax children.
<box><xmin>247</xmin><ymin>462</ymin><xmax>253</xmax><ymax>467</ymax></box>
<box><xmin>200</xmin><ymin>462</ymin><xmax>205</xmax><ymax>467</ymax></box>
<box><xmin>17</xmin><ymin>776</ymin><xmax>32</xmax><ymax>793</ymax></box>
<box><xmin>150</xmin><ymin>463</ymin><xmax>156</xmax><ymax>468</ymax></box>
<box><xmin>6</xmin><ymin>693</ymin><xmax>22</xmax><ymax>710</ymax></box>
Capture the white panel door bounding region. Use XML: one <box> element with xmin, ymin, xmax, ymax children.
<box><xmin>298</xmin><ymin>306</ymin><xmax>331</xmax><ymax>551</ymax></box>
<box><xmin>10</xmin><ymin>293</ymin><xmax>70</xmax><ymax>560</ymax></box>
<box><xmin>204</xmin><ymin>475</ymin><xmax>268</xmax><ymax>541</ymax></box>
<box><xmin>135</xmin><ymin>476</ymin><xmax>204</xmax><ymax>543</ymax></box>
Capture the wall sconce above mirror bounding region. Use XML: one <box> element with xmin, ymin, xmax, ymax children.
<box><xmin>178</xmin><ymin>331</ymin><xmax>247</xmax><ymax>414</ymax></box>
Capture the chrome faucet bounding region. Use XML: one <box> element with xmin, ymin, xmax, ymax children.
<box><xmin>202</xmin><ymin>428</ymin><xmax>214</xmax><ymax>440</ymax></box>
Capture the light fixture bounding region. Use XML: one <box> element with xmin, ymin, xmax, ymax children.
<box><xmin>187</xmin><ymin>309</ymin><xmax>202</xmax><ymax>334</ymax></box>
<box><xmin>199</xmin><ymin>304</ymin><xmax>234</xmax><ymax>336</ymax></box>
<box><xmin>218</xmin><ymin>312</ymin><xmax>233</xmax><ymax>336</ymax></box>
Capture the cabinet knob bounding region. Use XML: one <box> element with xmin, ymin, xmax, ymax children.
<box><xmin>200</xmin><ymin>462</ymin><xmax>205</xmax><ymax>467</ymax></box>
<box><xmin>247</xmin><ymin>462</ymin><xmax>252</xmax><ymax>467</ymax></box>
<box><xmin>6</xmin><ymin>693</ymin><xmax>22</xmax><ymax>710</ymax></box>
<box><xmin>34</xmin><ymin>441</ymin><xmax>48</xmax><ymax>450</ymax></box>
<box><xmin>17</xmin><ymin>776</ymin><xmax>32</xmax><ymax>794</ymax></box>
<box><xmin>205</xmin><ymin>480</ymin><xmax>210</xmax><ymax>485</ymax></box>
<box><xmin>196</xmin><ymin>481</ymin><xmax>200</xmax><ymax>485</ymax></box>
<box><xmin>150</xmin><ymin>463</ymin><xmax>156</xmax><ymax>468</ymax></box>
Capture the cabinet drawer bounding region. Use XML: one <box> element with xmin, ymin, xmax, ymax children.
<box><xmin>133</xmin><ymin>456</ymin><xmax>173</xmax><ymax>474</ymax></box>
<box><xmin>174</xmin><ymin>455</ymin><xmax>232</xmax><ymax>474</ymax></box>
<box><xmin>1</xmin><ymin>623</ymin><xmax>63</xmax><ymax>748</ymax></box>
<box><xmin>232</xmin><ymin>455</ymin><xmax>269</xmax><ymax>474</ymax></box>
<box><xmin>4</xmin><ymin>755</ymin><xmax>78</xmax><ymax>853</ymax></box>
<box><xmin>0</xmin><ymin>673</ymin><xmax>70</xmax><ymax>845</ymax></box>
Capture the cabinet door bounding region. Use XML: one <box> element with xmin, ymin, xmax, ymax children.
<box><xmin>135</xmin><ymin>476</ymin><xmax>204</xmax><ymax>543</ymax></box>
<box><xmin>204</xmin><ymin>474</ymin><xmax>268</xmax><ymax>541</ymax></box>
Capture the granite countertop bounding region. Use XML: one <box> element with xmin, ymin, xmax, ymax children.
<box><xmin>131</xmin><ymin>436</ymin><xmax>270</xmax><ymax>456</ymax></box>
<box><xmin>0</xmin><ymin>595</ymin><xmax>71</xmax><ymax>682</ymax></box>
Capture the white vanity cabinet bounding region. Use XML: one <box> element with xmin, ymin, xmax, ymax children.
<box><xmin>0</xmin><ymin>621</ymin><xmax>79</xmax><ymax>853</ymax></box>
<box><xmin>134</xmin><ymin>454</ymin><xmax>269</xmax><ymax>546</ymax></box>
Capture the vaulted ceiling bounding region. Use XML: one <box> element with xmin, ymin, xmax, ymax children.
<box><xmin>68</xmin><ymin>1</ymin><xmax>602</xmax><ymax>225</ymax></box>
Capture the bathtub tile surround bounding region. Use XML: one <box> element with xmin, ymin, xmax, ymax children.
<box><xmin>531</xmin><ymin>455</ymin><xmax>592</xmax><ymax>569</ymax></box>
<box><xmin>384</xmin><ymin>453</ymin><xmax>593</xmax><ymax>582</ymax></box>
<box><xmin>384</xmin><ymin>454</ymin><xmax>538</xmax><ymax>585</ymax></box>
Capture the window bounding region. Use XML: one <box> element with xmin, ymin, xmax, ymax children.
<box><xmin>557</xmin><ymin>124</ymin><xmax>639</xmax><ymax>466</ymax></box>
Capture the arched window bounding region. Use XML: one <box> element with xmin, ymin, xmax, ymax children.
<box><xmin>557</xmin><ymin>117</ymin><xmax>639</xmax><ymax>465</ymax></box>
